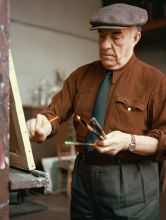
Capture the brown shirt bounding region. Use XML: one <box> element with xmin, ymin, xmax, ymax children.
<box><xmin>42</xmin><ymin>54</ymin><xmax>166</xmax><ymax>161</ymax></box>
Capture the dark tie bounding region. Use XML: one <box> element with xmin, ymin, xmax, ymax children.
<box><xmin>86</xmin><ymin>70</ymin><xmax>112</xmax><ymax>151</ymax></box>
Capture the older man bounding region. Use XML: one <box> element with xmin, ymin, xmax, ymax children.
<box><xmin>27</xmin><ymin>3</ymin><xmax>166</xmax><ymax>220</ymax></box>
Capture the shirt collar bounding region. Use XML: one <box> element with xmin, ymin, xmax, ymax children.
<box><xmin>100</xmin><ymin>54</ymin><xmax>137</xmax><ymax>84</ymax></box>
<box><xmin>112</xmin><ymin>54</ymin><xmax>137</xmax><ymax>84</ymax></box>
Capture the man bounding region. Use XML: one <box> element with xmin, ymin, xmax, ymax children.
<box><xmin>27</xmin><ymin>3</ymin><xmax>166</xmax><ymax>220</ymax></box>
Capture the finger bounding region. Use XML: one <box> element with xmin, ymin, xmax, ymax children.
<box><xmin>27</xmin><ymin>119</ymin><xmax>36</xmax><ymax>138</ymax></box>
<box><xmin>36</xmin><ymin>115</ymin><xmax>52</xmax><ymax>140</ymax></box>
<box><xmin>35</xmin><ymin>114</ymin><xmax>43</xmax><ymax>131</ymax></box>
<box><xmin>35</xmin><ymin>129</ymin><xmax>47</xmax><ymax>141</ymax></box>
<box><xmin>35</xmin><ymin>115</ymin><xmax>47</xmax><ymax>136</ymax></box>
<box><xmin>97</xmin><ymin>147</ymin><xmax>118</xmax><ymax>155</ymax></box>
<box><xmin>94</xmin><ymin>144</ymin><xmax>116</xmax><ymax>153</ymax></box>
<box><xmin>96</xmin><ymin>138</ymin><xmax>113</xmax><ymax>147</ymax></box>
<box><xmin>41</xmin><ymin>115</ymin><xmax>50</xmax><ymax>125</ymax></box>
<box><xmin>41</xmin><ymin>115</ymin><xmax>52</xmax><ymax>136</ymax></box>
<box><xmin>95</xmin><ymin>140</ymin><xmax>104</xmax><ymax>146</ymax></box>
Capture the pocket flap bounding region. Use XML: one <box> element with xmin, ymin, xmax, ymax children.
<box><xmin>116</xmin><ymin>96</ymin><xmax>146</xmax><ymax>111</ymax></box>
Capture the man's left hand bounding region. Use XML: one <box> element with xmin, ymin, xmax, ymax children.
<box><xmin>94</xmin><ymin>130</ymin><xmax>130</xmax><ymax>155</ymax></box>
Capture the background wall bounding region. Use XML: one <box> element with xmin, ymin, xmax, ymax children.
<box><xmin>10</xmin><ymin>0</ymin><xmax>101</xmax><ymax>105</ymax></box>
<box><xmin>136</xmin><ymin>27</ymin><xmax>166</xmax><ymax>74</ymax></box>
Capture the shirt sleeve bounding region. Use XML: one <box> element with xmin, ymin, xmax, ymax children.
<box><xmin>146</xmin><ymin>74</ymin><xmax>166</xmax><ymax>161</ymax></box>
<box><xmin>40</xmin><ymin>69</ymin><xmax>78</xmax><ymax>136</ymax></box>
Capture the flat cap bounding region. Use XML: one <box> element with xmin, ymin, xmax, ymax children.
<box><xmin>90</xmin><ymin>3</ymin><xmax>148</xmax><ymax>30</ymax></box>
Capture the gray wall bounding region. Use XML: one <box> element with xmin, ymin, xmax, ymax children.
<box><xmin>11</xmin><ymin>0</ymin><xmax>101</xmax><ymax>105</ymax></box>
<box><xmin>136</xmin><ymin>28</ymin><xmax>166</xmax><ymax>74</ymax></box>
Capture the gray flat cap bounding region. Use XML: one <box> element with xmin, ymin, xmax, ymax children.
<box><xmin>90</xmin><ymin>3</ymin><xmax>148</xmax><ymax>30</ymax></box>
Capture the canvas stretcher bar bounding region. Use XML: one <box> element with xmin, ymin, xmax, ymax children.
<box><xmin>9</xmin><ymin>51</ymin><xmax>35</xmax><ymax>170</ymax></box>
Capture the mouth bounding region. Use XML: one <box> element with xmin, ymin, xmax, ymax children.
<box><xmin>102</xmin><ymin>54</ymin><xmax>115</xmax><ymax>59</ymax></box>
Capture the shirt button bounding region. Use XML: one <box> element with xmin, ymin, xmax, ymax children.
<box><xmin>128</xmin><ymin>107</ymin><xmax>132</xmax><ymax>112</ymax></box>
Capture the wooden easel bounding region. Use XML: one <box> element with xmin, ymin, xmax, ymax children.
<box><xmin>9</xmin><ymin>51</ymin><xmax>36</xmax><ymax>171</ymax></box>
<box><xmin>9</xmin><ymin>52</ymin><xmax>50</xmax><ymax>195</ymax></box>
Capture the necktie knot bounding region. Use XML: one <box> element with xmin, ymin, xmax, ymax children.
<box><xmin>105</xmin><ymin>70</ymin><xmax>112</xmax><ymax>79</ymax></box>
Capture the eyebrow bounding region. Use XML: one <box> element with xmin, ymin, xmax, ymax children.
<box><xmin>111</xmin><ymin>31</ymin><xmax>122</xmax><ymax>35</ymax></box>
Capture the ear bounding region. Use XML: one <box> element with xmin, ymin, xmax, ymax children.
<box><xmin>133</xmin><ymin>31</ymin><xmax>141</xmax><ymax>46</ymax></box>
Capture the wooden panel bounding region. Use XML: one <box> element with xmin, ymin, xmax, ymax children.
<box><xmin>9</xmin><ymin>52</ymin><xmax>35</xmax><ymax>171</ymax></box>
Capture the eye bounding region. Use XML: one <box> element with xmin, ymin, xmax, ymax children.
<box><xmin>112</xmin><ymin>35</ymin><xmax>121</xmax><ymax>40</ymax></box>
<box><xmin>111</xmin><ymin>31</ymin><xmax>122</xmax><ymax>40</ymax></box>
<box><xmin>98</xmin><ymin>30</ymin><xmax>106</xmax><ymax>38</ymax></box>
<box><xmin>99</xmin><ymin>34</ymin><xmax>104</xmax><ymax>38</ymax></box>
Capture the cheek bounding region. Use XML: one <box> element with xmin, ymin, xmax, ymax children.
<box><xmin>112</xmin><ymin>43</ymin><xmax>124</xmax><ymax>57</ymax></box>
<box><xmin>114</xmin><ymin>41</ymin><xmax>130</xmax><ymax>56</ymax></box>
<box><xmin>124</xmin><ymin>42</ymin><xmax>133</xmax><ymax>54</ymax></box>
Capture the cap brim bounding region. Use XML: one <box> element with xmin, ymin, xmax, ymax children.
<box><xmin>90</xmin><ymin>25</ymin><xmax>129</xmax><ymax>30</ymax></box>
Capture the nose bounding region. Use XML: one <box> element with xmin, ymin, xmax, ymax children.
<box><xmin>100</xmin><ymin>37</ymin><xmax>112</xmax><ymax>50</ymax></box>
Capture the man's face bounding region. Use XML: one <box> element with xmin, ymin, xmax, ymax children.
<box><xmin>98</xmin><ymin>27</ymin><xmax>140</xmax><ymax>70</ymax></box>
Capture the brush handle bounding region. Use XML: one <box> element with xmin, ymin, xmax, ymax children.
<box><xmin>77</xmin><ymin>115</ymin><xmax>104</xmax><ymax>140</ymax></box>
<box><xmin>91</xmin><ymin>117</ymin><xmax>107</xmax><ymax>139</ymax></box>
<box><xmin>65</xmin><ymin>141</ymin><xmax>96</xmax><ymax>146</ymax></box>
<box><xmin>49</xmin><ymin>116</ymin><xmax>59</xmax><ymax>123</ymax></box>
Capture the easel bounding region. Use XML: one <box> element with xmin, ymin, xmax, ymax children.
<box><xmin>9</xmin><ymin>51</ymin><xmax>35</xmax><ymax>171</ymax></box>
<box><xmin>9</xmin><ymin>51</ymin><xmax>49</xmax><ymax>194</ymax></box>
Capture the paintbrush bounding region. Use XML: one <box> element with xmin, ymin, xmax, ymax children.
<box><xmin>49</xmin><ymin>115</ymin><xmax>59</xmax><ymax>123</ymax></box>
<box><xmin>90</xmin><ymin>117</ymin><xmax>107</xmax><ymax>139</ymax></box>
<box><xmin>76</xmin><ymin>115</ymin><xmax>104</xmax><ymax>140</ymax></box>
<box><xmin>65</xmin><ymin>141</ymin><xmax>96</xmax><ymax>147</ymax></box>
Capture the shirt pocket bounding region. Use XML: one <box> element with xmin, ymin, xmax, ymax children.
<box><xmin>114</xmin><ymin>96</ymin><xmax>146</xmax><ymax>132</ymax></box>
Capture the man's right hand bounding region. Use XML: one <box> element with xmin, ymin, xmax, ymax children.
<box><xmin>26</xmin><ymin>114</ymin><xmax>52</xmax><ymax>142</ymax></box>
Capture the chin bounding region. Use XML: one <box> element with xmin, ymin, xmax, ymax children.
<box><xmin>102</xmin><ymin>61</ymin><xmax>117</xmax><ymax>70</ymax></box>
